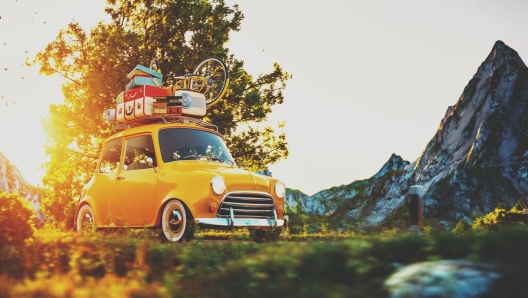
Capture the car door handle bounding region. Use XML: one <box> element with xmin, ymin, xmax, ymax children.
<box><xmin>117</xmin><ymin>176</ymin><xmax>125</xmax><ymax>180</ymax></box>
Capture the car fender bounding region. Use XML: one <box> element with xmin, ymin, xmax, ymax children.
<box><xmin>74</xmin><ymin>196</ymin><xmax>99</xmax><ymax>229</ymax></box>
<box><xmin>154</xmin><ymin>196</ymin><xmax>195</xmax><ymax>228</ymax></box>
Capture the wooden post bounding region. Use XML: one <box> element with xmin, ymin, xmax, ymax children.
<box><xmin>409</xmin><ymin>185</ymin><xmax>424</xmax><ymax>235</ymax></box>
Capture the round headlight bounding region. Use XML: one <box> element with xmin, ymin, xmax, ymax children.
<box><xmin>211</xmin><ymin>176</ymin><xmax>226</xmax><ymax>195</ymax></box>
<box><xmin>274</xmin><ymin>181</ymin><xmax>286</xmax><ymax>199</ymax></box>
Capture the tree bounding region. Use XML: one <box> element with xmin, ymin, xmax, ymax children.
<box><xmin>29</xmin><ymin>0</ymin><xmax>291</xmax><ymax>227</ymax></box>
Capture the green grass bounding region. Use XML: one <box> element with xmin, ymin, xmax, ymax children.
<box><xmin>2</xmin><ymin>226</ymin><xmax>528</xmax><ymax>297</ymax></box>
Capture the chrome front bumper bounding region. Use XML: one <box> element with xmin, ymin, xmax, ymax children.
<box><xmin>196</xmin><ymin>206</ymin><xmax>284</xmax><ymax>229</ymax></box>
<box><xmin>194</xmin><ymin>218</ymin><xmax>284</xmax><ymax>228</ymax></box>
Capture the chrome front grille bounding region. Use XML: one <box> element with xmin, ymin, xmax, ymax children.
<box><xmin>217</xmin><ymin>192</ymin><xmax>275</xmax><ymax>219</ymax></box>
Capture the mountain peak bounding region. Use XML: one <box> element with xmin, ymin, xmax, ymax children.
<box><xmin>483</xmin><ymin>40</ymin><xmax>526</xmax><ymax>71</ymax></box>
<box><xmin>372</xmin><ymin>153</ymin><xmax>410</xmax><ymax>179</ymax></box>
<box><xmin>492</xmin><ymin>40</ymin><xmax>506</xmax><ymax>51</ymax></box>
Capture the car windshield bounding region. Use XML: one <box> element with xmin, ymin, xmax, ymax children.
<box><xmin>158</xmin><ymin>128</ymin><xmax>235</xmax><ymax>165</ymax></box>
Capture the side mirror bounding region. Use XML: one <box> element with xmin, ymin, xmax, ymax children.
<box><xmin>146</xmin><ymin>157</ymin><xmax>157</xmax><ymax>173</ymax></box>
<box><xmin>91</xmin><ymin>159</ymin><xmax>99</xmax><ymax>171</ymax></box>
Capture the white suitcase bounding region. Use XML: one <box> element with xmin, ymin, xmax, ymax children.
<box><xmin>174</xmin><ymin>89</ymin><xmax>206</xmax><ymax>117</ymax></box>
<box><xmin>116</xmin><ymin>103</ymin><xmax>126</xmax><ymax>122</ymax></box>
<box><xmin>133</xmin><ymin>97</ymin><xmax>156</xmax><ymax>118</ymax></box>
<box><xmin>124</xmin><ymin>101</ymin><xmax>136</xmax><ymax>121</ymax></box>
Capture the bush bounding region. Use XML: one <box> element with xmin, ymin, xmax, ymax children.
<box><xmin>452</xmin><ymin>219</ymin><xmax>472</xmax><ymax>234</ymax></box>
<box><xmin>472</xmin><ymin>199</ymin><xmax>528</xmax><ymax>231</ymax></box>
<box><xmin>41</xmin><ymin>194</ymin><xmax>77</xmax><ymax>230</ymax></box>
<box><xmin>0</xmin><ymin>191</ymin><xmax>35</xmax><ymax>246</ymax></box>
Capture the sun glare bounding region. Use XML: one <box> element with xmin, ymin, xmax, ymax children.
<box><xmin>0</xmin><ymin>0</ymin><xmax>107</xmax><ymax>187</ymax></box>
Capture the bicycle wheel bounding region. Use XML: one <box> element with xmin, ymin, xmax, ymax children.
<box><xmin>192</xmin><ymin>57</ymin><xmax>229</xmax><ymax>107</ymax></box>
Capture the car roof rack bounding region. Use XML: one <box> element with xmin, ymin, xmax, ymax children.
<box><xmin>113</xmin><ymin>116</ymin><xmax>218</xmax><ymax>132</ymax></box>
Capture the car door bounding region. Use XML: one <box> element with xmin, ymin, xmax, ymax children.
<box><xmin>90</xmin><ymin>138</ymin><xmax>123</xmax><ymax>226</ymax></box>
<box><xmin>109</xmin><ymin>134</ymin><xmax>159</xmax><ymax>227</ymax></box>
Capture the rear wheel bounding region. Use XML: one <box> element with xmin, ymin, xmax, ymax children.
<box><xmin>250</xmin><ymin>229</ymin><xmax>282</xmax><ymax>243</ymax></box>
<box><xmin>76</xmin><ymin>205</ymin><xmax>95</xmax><ymax>232</ymax></box>
<box><xmin>192</xmin><ymin>57</ymin><xmax>229</xmax><ymax>107</ymax></box>
<box><xmin>160</xmin><ymin>200</ymin><xmax>194</xmax><ymax>242</ymax></box>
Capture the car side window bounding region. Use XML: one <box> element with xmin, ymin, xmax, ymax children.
<box><xmin>99</xmin><ymin>138</ymin><xmax>122</xmax><ymax>173</ymax></box>
<box><xmin>124</xmin><ymin>135</ymin><xmax>157</xmax><ymax>171</ymax></box>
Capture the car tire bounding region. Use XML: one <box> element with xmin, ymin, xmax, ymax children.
<box><xmin>76</xmin><ymin>204</ymin><xmax>96</xmax><ymax>232</ymax></box>
<box><xmin>160</xmin><ymin>200</ymin><xmax>194</xmax><ymax>242</ymax></box>
<box><xmin>250</xmin><ymin>229</ymin><xmax>282</xmax><ymax>243</ymax></box>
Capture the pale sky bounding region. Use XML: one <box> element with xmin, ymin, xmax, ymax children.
<box><xmin>1</xmin><ymin>0</ymin><xmax>528</xmax><ymax>195</ymax></box>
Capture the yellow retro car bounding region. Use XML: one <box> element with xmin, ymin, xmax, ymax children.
<box><xmin>74</xmin><ymin>118</ymin><xmax>286</xmax><ymax>243</ymax></box>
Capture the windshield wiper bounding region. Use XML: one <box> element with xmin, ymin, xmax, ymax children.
<box><xmin>207</xmin><ymin>155</ymin><xmax>235</xmax><ymax>166</ymax></box>
<box><xmin>181</xmin><ymin>154</ymin><xmax>202</xmax><ymax>160</ymax></box>
<box><xmin>180</xmin><ymin>154</ymin><xmax>234</xmax><ymax>166</ymax></box>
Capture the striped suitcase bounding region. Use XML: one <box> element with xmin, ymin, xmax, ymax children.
<box><xmin>127</xmin><ymin>64</ymin><xmax>162</xmax><ymax>80</ymax></box>
<box><xmin>126</xmin><ymin>76</ymin><xmax>163</xmax><ymax>90</ymax></box>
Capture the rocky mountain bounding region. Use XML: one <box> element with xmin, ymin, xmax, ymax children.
<box><xmin>0</xmin><ymin>151</ymin><xmax>45</xmax><ymax>225</ymax></box>
<box><xmin>285</xmin><ymin>153</ymin><xmax>409</xmax><ymax>219</ymax></box>
<box><xmin>287</xmin><ymin>40</ymin><xmax>528</xmax><ymax>228</ymax></box>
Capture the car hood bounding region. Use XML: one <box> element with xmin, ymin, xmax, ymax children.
<box><xmin>166</xmin><ymin>161</ymin><xmax>273</xmax><ymax>192</ymax></box>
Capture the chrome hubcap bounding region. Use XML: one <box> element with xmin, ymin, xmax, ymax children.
<box><xmin>168</xmin><ymin>209</ymin><xmax>183</xmax><ymax>234</ymax></box>
<box><xmin>81</xmin><ymin>211</ymin><xmax>93</xmax><ymax>230</ymax></box>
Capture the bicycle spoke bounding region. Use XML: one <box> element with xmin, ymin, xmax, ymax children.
<box><xmin>193</xmin><ymin>57</ymin><xmax>229</xmax><ymax>107</ymax></box>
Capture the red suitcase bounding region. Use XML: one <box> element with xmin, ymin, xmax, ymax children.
<box><xmin>122</xmin><ymin>85</ymin><xmax>168</xmax><ymax>102</ymax></box>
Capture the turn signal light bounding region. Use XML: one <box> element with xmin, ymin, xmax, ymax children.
<box><xmin>209</xmin><ymin>203</ymin><xmax>218</xmax><ymax>213</ymax></box>
<box><xmin>276</xmin><ymin>206</ymin><xmax>283</xmax><ymax>216</ymax></box>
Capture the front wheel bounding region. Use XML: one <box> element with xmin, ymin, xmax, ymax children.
<box><xmin>76</xmin><ymin>204</ymin><xmax>96</xmax><ymax>232</ymax></box>
<box><xmin>192</xmin><ymin>57</ymin><xmax>229</xmax><ymax>107</ymax></box>
<box><xmin>160</xmin><ymin>200</ymin><xmax>194</xmax><ymax>242</ymax></box>
<box><xmin>250</xmin><ymin>229</ymin><xmax>282</xmax><ymax>243</ymax></box>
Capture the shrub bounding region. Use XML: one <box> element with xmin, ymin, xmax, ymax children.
<box><xmin>452</xmin><ymin>219</ymin><xmax>472</xmax><ymax>234</ymax></box>
<box><xmin>41</xmin><ymin>194</ymin><xmax>77</xmax><ymax>230</ymax></box>
<box><xmin>0</xmin><ymin>191</ymin><xmax>35</xmax><ymax>246</ymax></box>
<box><xmin>472</xmin><ymin>199</ymin><xmax>528</xmax><ymax>231</ymax></box>
<box><xmin>511</xmin><ymin>197</ymin><xmax>528</xmax><ymax>212</ymax></box>
<box><xmin>432</xmin><ymin>232</ymin><xmax>473</xmax><ymax>259</ymax></box>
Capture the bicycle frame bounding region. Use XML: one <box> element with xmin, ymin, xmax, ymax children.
<box><xmin>171</xmin><ymin>74</ymin><xmax>229</xmax><ymax>106</ymax></box>
<box><xmin>172</xmin><ymin>75</ymin><xmax>207</xmax><ymax>92</ymax></box>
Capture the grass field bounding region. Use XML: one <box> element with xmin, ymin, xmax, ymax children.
<box><xmin>2</xmin><ymin>226</ymin><xmax>528</xmax><ymax>297</ymax></box>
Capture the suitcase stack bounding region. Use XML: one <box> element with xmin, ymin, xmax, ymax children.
<box><xmin>104</xmin><ymin>60</ymin><xmax>208</xmax><ymax>124</ymax></box>
<box><xmin>104</xmin><ymin>62</ymin><xmax>181</xmax><ymax>123</ymax></box>
<box><xmin>126</xmin><ymin>64</ymin><xmax>163</xmax><ymax>90</ymax></box>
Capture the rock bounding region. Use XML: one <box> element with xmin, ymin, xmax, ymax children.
<box><xmin>383</xmin><ymin>259</ymin><xmax>500</xmax><ymax>298</ymax></box>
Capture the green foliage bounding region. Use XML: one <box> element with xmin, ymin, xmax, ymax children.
<box><xmin>472</xmin><ymin>211</ymin><xmax>505</xmax><ymax>231</ymax></box>
<box><xmin>367</xmin><ymin>234</ymin><xmax>429</xmax><ymax>264</ymax></box>
<box><xmin>472</xmin><ymin>199</ymin><xmax>528</xmax><ymax>231</ymax></box>
<box><xmin>29</xmin><ymin>0</ymin><xmax>291</xmax><ymax>226</ymax></box>
<box><xmin>452</xmin><ymin>219</ymin><xmax>472</xmax><ymax>234</ymax></box>
<box><xmin>0</xmin><ymin>192</ymin><xmax>36</xmax><ymax>278</ymax></box>
<box><xmin>284</xmin><ymin>203</ymin><xmax>307</xmax><ymax>234</ymax></box>
<box><xmin>0</xmin><ymin>191</ymin><xmax>35</xmax><ymax>246</ymax></box>
<box><xmin>512</xmin><ymin>197</ymin><xmax>528</xmax><ymax>212</ymax></box>
<box><xmin>431</xmin><ymin>232</ymin><xmax>473</xmax><ymax>259</ymax></box>
<box><xmin>3</xmin><ymin>227</ymin><xmax>528</xmax><ymax>297</ymax></box>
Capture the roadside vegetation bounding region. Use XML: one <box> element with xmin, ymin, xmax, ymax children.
<box><xmin>2</xmin><ymin>192</ymin><xmax>528</xmax><ymax>297</ymax></box>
